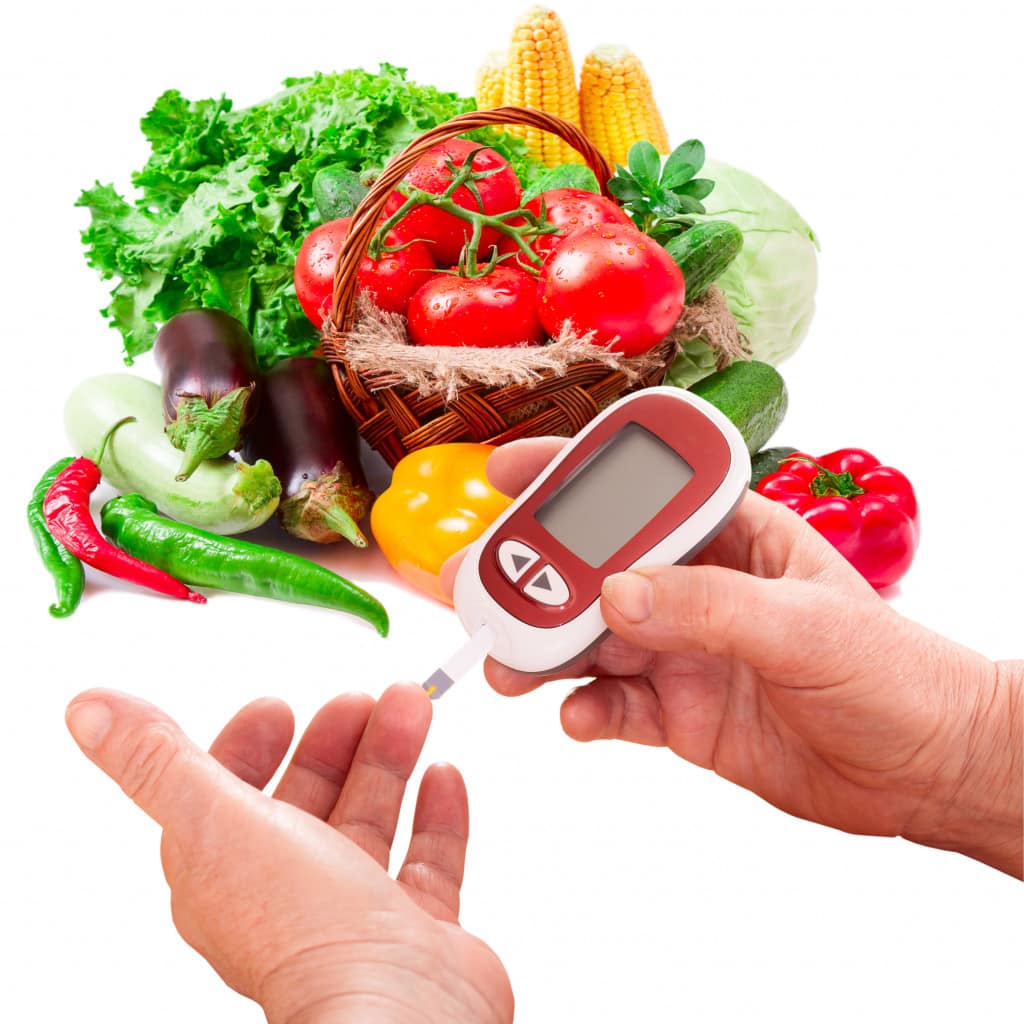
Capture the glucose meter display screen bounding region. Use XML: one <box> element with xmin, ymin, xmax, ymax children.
<box><xmin>536</xmin><ymin>423</ymin><xmax>695</xmax><ymax>567</ymax></box>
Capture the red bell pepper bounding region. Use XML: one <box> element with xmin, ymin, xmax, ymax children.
<box><xmin>756</xmin><ymin>448</ymin><xmax>919</xmax><ymax>590</ymax></box>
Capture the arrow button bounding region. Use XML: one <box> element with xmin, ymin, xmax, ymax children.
<box><xmin>497</xmin><ymin>540</ymin><xmax>540</xmax><ymax>583</ymax></box>
<box><xmin>523</xmin><ymin>564</ymin><xmax>571</xmax><ymax>606</ymax></box>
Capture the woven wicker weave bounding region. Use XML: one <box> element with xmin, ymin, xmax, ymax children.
<box><xmin>321</xmin><ymin>106</ymin><xmax>678</xmax><ymax>468</ymax></box>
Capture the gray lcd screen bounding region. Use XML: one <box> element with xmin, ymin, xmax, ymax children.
<box><xmin>535</xmin><ymin>423</ymin><xmax>694</xmax><ymax>567</ymax></box>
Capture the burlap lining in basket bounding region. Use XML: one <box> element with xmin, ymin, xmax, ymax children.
<box><xmin>333</xmin><ymin>285</ymin><xmax>748</xmax><ymax>404</ymax></box>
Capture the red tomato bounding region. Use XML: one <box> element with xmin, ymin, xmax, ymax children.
<box><xmin>407</xmin><ymin>267</ymin><xmax>546</xmax><ymax>348</ymax></box>
<box><xmin>294</xmin><ymin>217</ymin><xmax>435</xmax><ymax>326</ymax></box>
<box><xmin>537</xmin><ymin>223</ymin><xmax>686</xmax><ymax>355</ymax></box>
<box><xmin>497</xmin><ymin>188</ymin><xmax>634</xmax><ymax>263</ymax></box>
<box><xmin>387</xmin><ymin>138</ymin><xmax>522</xmax><ymax>267</ymax></box>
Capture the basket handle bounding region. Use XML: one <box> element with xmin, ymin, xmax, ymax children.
<box><xmin>323</xmin><ymin>106</ymin><xmax>615</xmax><ymax>347</ymax></box>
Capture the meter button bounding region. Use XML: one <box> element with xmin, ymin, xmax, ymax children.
<box><xmin>523</xmin><ymin>564</ymin><xmax>571</xmax><ymax>606</ymax></box>
<box><xmin>497</xmin><ymin>540</ymin><xmax>540</xmax><ymax>583</ymax></box>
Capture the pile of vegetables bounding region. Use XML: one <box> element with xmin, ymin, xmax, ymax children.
<box><xmin>78</xmin><ymin>65</ymin><xmax>536</xmax><ymax>369</ymax></box>
<box><xmin>32</xmin><ymin>314</ymin><xmax>390</xmax><ymax>632</ymax></box>
<box><xmin>295</xmin><ymin>136</ymin><xmax>706</xmax><ymax>356</ymax></box>
<box><xmin>31</xmin><ymin>8</ymin><xmax>918</xmax><ymax>631</ymax></box>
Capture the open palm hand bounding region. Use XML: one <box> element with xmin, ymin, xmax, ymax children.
<box><xmin>66</xmin><ymin>684</ymin><xmax>513</xmax><ymax>1024</ymax></box>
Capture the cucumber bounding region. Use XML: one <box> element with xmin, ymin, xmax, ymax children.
<box><xmin>689</xmin><ymin>361</ymin><xmax>788</xmax><ymax>455</ymax></box>
<box><xmin>313</xmin><ymin>164</ymin><xmax>370</xmax><ymax>221</ymax></box>
<box><xmin>750</xmin><ymin>446</ymin><xmax>799</xmax><ymax>489</ymax></box>
<box><xmin>64</xmin><ymin>374</ymin><xmax>281</xmax><ymax>535</ymax></box>
<box><xmin>664</xmin><ymin>220</ymin><xmax>744</xmax><ymax>302</ymax></box>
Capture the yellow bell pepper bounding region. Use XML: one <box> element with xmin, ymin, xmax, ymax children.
<box><xmin>371</xmin><ymin>444</ymin><xmax>512</xmax><ymax>604</ymax></box>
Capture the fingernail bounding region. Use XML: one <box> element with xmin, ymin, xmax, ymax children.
<box><xmin>66</xmin><ymin>699</ymin><xmax>113</xmax><ymax>753</ymax></box>
<box><xmin>602</xmin><ymin>572</ymin><xmax>654</xmax><ymax>622</ymax></box>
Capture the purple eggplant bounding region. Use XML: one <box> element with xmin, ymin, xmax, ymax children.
<box><xmin>154</xmin><ymin>309</ymin><xmax>260</xmax><ymax>481</ymax></box>
<box><xmin>242</xmin><ymin>357</ymin><xmax>372</xmax><ymax>546</ymax></box>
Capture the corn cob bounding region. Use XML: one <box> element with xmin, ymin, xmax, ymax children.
<box><xmin>475</xmin><ymin>50</ymin><xmax>507</xmax><ymax>110</ymax></box>
<box><xmin>502</xmin><ymin>6</ymin><xmax>582</xmax><ymax>166</ymax></box>
<box><xmin>580</xmin><ymin>45</ymin><xmax>670</xmax><ymax>167</ymax></box>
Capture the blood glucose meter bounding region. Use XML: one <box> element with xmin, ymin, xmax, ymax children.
<box><xmin>426</xmin><ymin>386</ymin><xmax>750</xmax><ymax>694</ymax></box>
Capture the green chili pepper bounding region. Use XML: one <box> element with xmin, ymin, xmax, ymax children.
<box><xmin>28</xmin><ymin>458</ymin><xmax>86</xmax><ymax>618</ymax></box>
<box><xmin>100</xmin><ymin>493</ymin><xmax>389</xmax><ymax>636</ymax></box>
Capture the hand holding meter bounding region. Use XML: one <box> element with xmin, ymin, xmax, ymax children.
<box><xmin>422</xmin><ymin>387</ymin><xmax>750</xmax><ymax>696</ymax></box>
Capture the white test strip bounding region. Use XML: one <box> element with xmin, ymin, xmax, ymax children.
<box><xmin>421</xmin><ymin>624</ymin><xmax>496</xmax><ymax>700</ymax></box>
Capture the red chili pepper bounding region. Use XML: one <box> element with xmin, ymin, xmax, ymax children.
<box><xmin>43</xmin><ymin>418</ymin><xmax>206</xmax><ymax>605</ymax></box>
<box><xmin>756</xmin><ymin>448</ymin><xmax>919</xmax><ymax>590</ymax></box>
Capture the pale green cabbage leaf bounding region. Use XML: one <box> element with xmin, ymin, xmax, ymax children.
<box><xmin>696</xmin><ymin>159</ymin><xmax>820</xmax><ymax>367</ymax></box>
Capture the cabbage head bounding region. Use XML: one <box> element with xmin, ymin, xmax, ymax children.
<box><xmin>697</xmin><ymin>159</ymin><xmax>819</xmax><ymax>367</ymax></box>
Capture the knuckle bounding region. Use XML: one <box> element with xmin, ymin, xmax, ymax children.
<box><xmin>119</xmin><ymin>720</ymin><xmax>181</xmax><ymax>807</ymax></box>
<box><xmin>662</xmin><ymin>569</ymin><xmax>716</xmax><ymax>636</ymax></box>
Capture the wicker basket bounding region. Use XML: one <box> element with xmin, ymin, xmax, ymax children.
<box><xmin>321</xmin><ymin>106</ymin><xmax>680</xmax><ymax>468</ymax></box>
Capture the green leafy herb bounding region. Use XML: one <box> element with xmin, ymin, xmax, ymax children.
<box><xmin>607</xmin><ymin>138</ymin><xmax>714</xmax><ymax>244</ymax></box>
<box><xmin>78</xmin><ymin>65</ymin><xmax>541</xmax><ymax>369</ymax></box>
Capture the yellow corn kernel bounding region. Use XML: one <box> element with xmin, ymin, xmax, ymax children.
<box><xmin>580</xmin><ymin>45</ymin><xmax>670</xmax><ymax>167</ymax></box>
<box><xmin>502</xmin><ymin>6</ymin><xmax>582</xmax><ymax>166</ymax></box>
<box><xmin>475</xmin><ymin>50</ymin><xmax>507</xmax><ymax>110</ymax></box>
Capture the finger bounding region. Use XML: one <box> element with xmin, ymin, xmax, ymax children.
<box><xmin>560</xmin><ymin>677</ymin><xmax>667</xmax><ymax>746</ymax></box>
<box><xmin>66</xmin><ymin>689</ymin><xmax>242</xmax><ymax>832</ymax></box>
<box><xmin>485</xmin><ymin>436</ymin><xmax>567</xmax><ymax>497</ymax></box>
<box><xmin>484</xmin><ymin>632</ymin><xmax>652</xmax><ymax>697</ymax></box>
<box><xmin>328</xmin><ymin>683</ymin><xmax>433</xmax><ymax>868</ymax></box>
<box><xmin>695</xmin><ymin>490</ymin><xmax>873</xmax><ymax>593</ymax></box>
<box><xmin>600</xmin><ymin>564</ymin><xmax>874</xmax><ymax>688</ymax></box>
<box><xmin>207</xmin><ymin>698</ymin><xmax>295</xmax><ymax>791</ymax></box>
<box><xmin>439</xmin><ymin>548</ymin><xmax>466</xmax><ymax>603</ymax></box>
<box><xmin>397</xmin><ymin>763</ymin><xmax>469</xmax><ymax>923</ymax></box>
<box><xmin>271</xmin><ymin>693</ymin><xmax>376</xmax><ymax>819</ymax></box>
<box><xmin>484</xmin><ymin>652</ymin><xmax>590</xmax><ymax>696</ymax></box>
<box><xmin>439</xmin><ymin>437</ymin><xmax>569</xmax><ymax>601</ymax></box>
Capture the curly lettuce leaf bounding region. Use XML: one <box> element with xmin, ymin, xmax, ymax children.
<box><xmin>78</xmin><ymin>65</ymin><xmax>539</xmax><ymax>368</ymax></box>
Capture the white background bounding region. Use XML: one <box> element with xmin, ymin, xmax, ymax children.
<box><xmin>3</xmin><ymin>1</ymin><xmax>1022</xmax><ymax>1020</ymax></box>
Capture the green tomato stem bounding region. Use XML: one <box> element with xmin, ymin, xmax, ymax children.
<box><xmin>368</xmin><ymin>157</ymin><xmax>561</xmax><ymax>272</ymax></box>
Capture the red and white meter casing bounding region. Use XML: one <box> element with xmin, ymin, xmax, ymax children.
<box><xmin>453</xmin><ymin>387</ymin><xmax>751</xmax><ymax>674</ymax></box>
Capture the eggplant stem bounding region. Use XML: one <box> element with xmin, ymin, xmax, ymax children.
<box><xmin>174</xmin><ymin>430</ymin><xmax>222</xmax><ymax>481</ymax></box>
<box><xmin>167</xmin><ymin>386</ymin><xmax>253</xmax><ymax>480</ymax></box>
<box><xmin>319</xmin><ymin>505</ymin><xmax>368</xmax><ymax>548</ymax></box>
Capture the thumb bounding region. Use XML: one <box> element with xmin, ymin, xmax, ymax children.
<box><xmin>66</xmin><ymin>689</ymin><xmax>237</xmax><ymax>831</ymax></box>
<box><xmin>601</xmin><ymin>565</ymin><xmax>861</xmax><ymax>688</ymax></box>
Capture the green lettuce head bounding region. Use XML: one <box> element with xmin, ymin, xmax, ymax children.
<box><xmin>698</xmin><ymin>159</ymin><xmax>819</xmax><ymax>366</ymax></box>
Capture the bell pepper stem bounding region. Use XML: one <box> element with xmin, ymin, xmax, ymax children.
<box><xmin>786</xmin><ymin>456</ymin><xmax>867</xmax><ymax>499</ymax></box>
